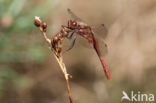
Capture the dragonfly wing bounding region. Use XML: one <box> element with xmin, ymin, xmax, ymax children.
<box><xmin>67</xmin><ymin>8</ymin><xmax>108</xmax><ymax>38</ymax></box>
<box><xmin>90</xmin><ymin>23</ymin><xmax>108</xmax><ymax>56</ymax></box>
<box><xmin>62</xmin><ymin>34</ymin><xmax>77</xmax><ymax>53</ymax></box>
<box><xmin>93</xmin><ymin>35</ymin><xmax>108</xmax><ymax>56</ymax></box>
<box><xmin>91</xmin><ymin>34</ymin><xmax>110</xmax><ymax>79</ymax></box>
<box><xmin>91</xmin><ymin>24</ymin><xmax>108</xmax><ymax>39</ymax></box>
<box><xmin>67</xmin><ymin>8</ymin><xmax>108</xmax><ymax>55</ymax></box>
<box><xmin>65</xmin><ymin>35</ymin><xmax>77</xmax><ymax>52</ymax></box>
<box><xmin>67</xmin><ymin>8</ymin><xmax>84</xmax><ymax>22</ymax></box>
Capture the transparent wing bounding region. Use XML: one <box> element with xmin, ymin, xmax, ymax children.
<box><xmin>91</xmin><ymin>24</ymin><xmax>108</xmax><ymax>56</ymax></box>
<box><xmin>67</xmin><ymin>8</ymin><xmax>108</xmax><ymax>55</ymax></box>
<box><xmin>67</xmin><ymin>8</ymin><xmax>108</xmax><ymax>38</ymax></box>
<box><xmin>67</xmin><ymin>8</ymin><xmax>84</xmax><ymax>22</ymax></box>
<box><xmin>93</xmin><ymin>35</ymin><xmax>108</xmax><ymax>56</ymax></box>
<box><xmin>62</xmin><ymin>34</ymin><xmax>77</xmax><ymax>53</ymax></box>
<box><xmin>91</xmin><ymin>24</ymin><xmax>108</xmax><ymax>39</ymax></box>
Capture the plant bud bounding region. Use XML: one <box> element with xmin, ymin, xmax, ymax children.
<box><xmin>34</xmin><ymin>16</ymin><xmax>42</xmax><ymax>27</ymax></box>
<box><xmin>42</xmin><ymin>22</ymin><xmax>47</xmax><ymax>32</ymax></box>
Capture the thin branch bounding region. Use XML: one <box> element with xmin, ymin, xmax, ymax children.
<box><xmin>39</xmin><ymin>28</ymin><xmax>51</xmax><ymax>44</ymax></box>
<box><xmin>53</xmin><ymin>54</ymin><xmax>73</xmax><ymax>103</ymax></box>
<box><xmin>34</xmin><ymin>17</ymin><xmax>73</xmax><ymax>103</ymax></box>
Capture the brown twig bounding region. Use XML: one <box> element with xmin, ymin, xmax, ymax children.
<box><xmin>34</xmin><ymin>16</ymin><xmax>73</xmax><ymax>103</ymax></box>
<box><xmin>53</xmin><ymin>54</ymin><xmax>73</xmax><ymax>103</ymax></box>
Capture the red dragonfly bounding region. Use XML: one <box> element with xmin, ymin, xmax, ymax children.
<box><xmin>65</xmin><ymin>9</ymin><xmax>111</xmax><ymax>80</ymax></box>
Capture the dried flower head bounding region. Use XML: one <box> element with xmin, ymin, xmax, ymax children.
<box><xmin>34</xmin><ymin>16</ymin><xmax>42</xmax><ymax>27</ymax></box>
<box><xmin>41</xmin><ymin>22</ymin><xmax>47</xmax><ymax>32</ymax></box>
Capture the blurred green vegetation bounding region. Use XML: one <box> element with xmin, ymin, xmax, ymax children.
<box><xmin>0</xmin><ymin>0</ymin><xmax>55</xmax><ymax>63</ymax></box>
<box><xmin>0</xmin><ymin>0</ymin><xmax>59</xmax><ymax>102</ymax></box>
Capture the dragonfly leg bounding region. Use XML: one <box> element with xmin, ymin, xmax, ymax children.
<box><xmin>66</xmin><ymin>31</ymin><xmax>75</xmax><ymax>39</ymax></box>
<box><xmin>63</xmin><ymin>35</ymin><xmax>77</xmax><ymax>53</ymax></box>
<box><xmin>61</xmin><ymin>25</ymin><xmax>69</xmax><ymax>29</ymax></box>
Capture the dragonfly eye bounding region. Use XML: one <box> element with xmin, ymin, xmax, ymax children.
<box><xmin>68</xmin><ymin>20</ymin><xmax>77</xmax><ymax>29</ymax></box>
<box><xmin>72</xmin><ymin>21</ymin><xmax>77</xmax><ymax>26</ymax></box>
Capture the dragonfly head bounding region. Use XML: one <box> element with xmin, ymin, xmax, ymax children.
<box><xmin>68</xmin><ymin>20</ymin><xmax>77</xmax><ymax>29</ymax></box>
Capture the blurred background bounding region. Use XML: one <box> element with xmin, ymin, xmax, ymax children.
<box><xmin>0</xmin><ymin>0</ymin><xmax>156</xmax><ymax>103</ymax></box>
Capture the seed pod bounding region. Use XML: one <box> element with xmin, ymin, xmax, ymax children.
<box><xmin>34</xmin><ymin>16</ymin><xmax>42</xmax><ymax>27</ymax></box>
<box><xmin>42</xmin><ymin>22</ymin><xmax>47</xmax><ymax>32</ymax></box>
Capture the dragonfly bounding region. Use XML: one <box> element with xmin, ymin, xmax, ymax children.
<box><xmin>63</xmin><ymin>8</ymin><xmax>111</xmax><ymax>80</ymax></box>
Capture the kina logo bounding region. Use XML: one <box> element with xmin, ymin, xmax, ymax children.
<box><xmin>121</xmin><ymin>91</ymin><xmax>155</xmax><ymax>102</ymax></box>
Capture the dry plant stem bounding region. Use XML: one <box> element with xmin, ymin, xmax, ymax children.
<box><xmin>53</xmin><ymin>55</ymin><xmax>73</xmax><ymax>103</ymax></box>
<box><xmin>39</xmin><ymin>27</ymin><xmax>73</xmax><ymax>103</ymax></box>
<box><xmin>39</xmin><ymin>28</ymin><xmax>51</xmax><ymax>44</ymax></box>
